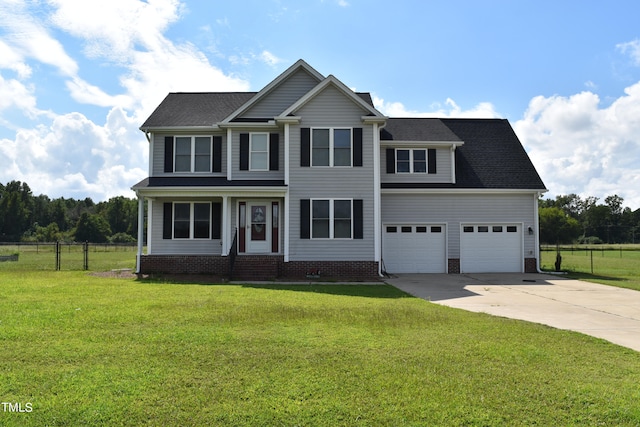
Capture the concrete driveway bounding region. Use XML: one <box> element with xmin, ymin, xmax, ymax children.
<box><xmin>386</xmin><ymin>273</ymin><xmax>640</xmax><ymax>352</ymax></box>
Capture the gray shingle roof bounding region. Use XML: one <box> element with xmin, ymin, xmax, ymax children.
<box><xmin>382</xmin><ymin>118</ymin><xmax>546</xmax><ymax>190</ymax></box>
<box><xmin>141</xmin><ymin>92</ymin><xmax>257</xmax><ymax>128</ymax></box>
<box><xmin>141</xmin><ymin>91</ymin><xmax>376</xmax><ymax>129</ymax></box>
<box><xmin>382</xmin><ymin>118</ymin><xmax>462</xmax><ymax>142</ymax></box>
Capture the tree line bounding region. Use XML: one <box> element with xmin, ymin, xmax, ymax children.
<box><xmin>539</xmin><ymin>194</ymin><xmax>640</xmax><ymax>244</ymax></box>
<box><xmin>3</xmin><ymin>180</ymin><xmax>640</xmax><ymax>245</ymax></box>
<box><xmin>0</xmin><ymin>181</ymin><xmax>139</xmax><ymax>243</ymax></box>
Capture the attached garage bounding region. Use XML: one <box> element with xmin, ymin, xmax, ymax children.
<box><xmin>460</xmin><ymin>224</ymin><xmax>523</xmax><ymax>273</ymax></box>
<box><xmin>382</xmin><ymin>224</ymin><xmax>446</xmax><ymax>273</ymax></box>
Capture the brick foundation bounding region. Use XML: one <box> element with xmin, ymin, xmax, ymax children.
<box><xmin>139</xmin><ymin>255</ymin><xmax>379</xmax><ymax>281</ymax></box>
<box><xmin>140</xmin><ymin>255</ymin><xmax>228</xmax><ymax>275</ymax></box>
<box><xmin>447</xmin><ymin>258</ymin><xmax>460</xmax><ymax>274</ymax></box>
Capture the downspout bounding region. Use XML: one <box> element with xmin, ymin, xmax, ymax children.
<box><xmin>534</xmin><ymin>192</ymin><xmax>543</xmax><ymax>273</ymax></box>
<box><xmin>374</xmin><ymin>122</ymin><xmax>385</xmax><ymax>277</ymax></box>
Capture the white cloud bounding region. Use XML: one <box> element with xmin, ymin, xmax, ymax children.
<box><xmin>617</xmin><ymin>39</ymin><xmax>640</xmax><ymax>66</ymax></box>
<box><xmin>373</xmin><ymin>96</ymin><xmax>502</xmax><ymax>118</ymax></box>
<box><xmin>259</xmin><ymin>50</ymin><xmax>284</xmax><ymax>67</ymax></box>
<box><xmin>0</xmin><ymin>0</ymin><xmax>252</xmax><ymax>201</ymax></box>
<box><xmin>514</xmin><ymin>82</ymin><xmax>640</xmax><ymax>210</ymax></box>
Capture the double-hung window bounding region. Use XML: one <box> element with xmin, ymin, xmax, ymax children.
<box><xmin>396</xmin><ymin>149</ymin><xmax>427</xmax><ymax>173</ymax></box>
<box><xmin>173</xmin><ymin>202</ymin><xmax>211</xmax><ymax>239</ymax></box>
<box><xmin>311</xmin><ymin>199</ymin><xmax>352</xmax><ymax>239</ymax></box>
<box><xmin>312</xmin><ymin>128</ymin><xmax>352</xmax><ymax>167</ymax></box>
<box><xmin>175</xmin><ymin>136</ymin><xmax>212</xmax><ymax>173</ymax></box>
<box><xmin>250</xmin><ymin>133</ymin><xmax>269</xmax><ymax>171</ymax></box>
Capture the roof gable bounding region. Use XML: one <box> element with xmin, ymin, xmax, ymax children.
<box><xmin>222</xmin><ymin>59</ymin><xmax>324</xmax><ymax>123</ymax></box>
<box><xmin>280</xmin><ymin>75</ymin><xmax>385</xmax><ymax>119</ymax></box>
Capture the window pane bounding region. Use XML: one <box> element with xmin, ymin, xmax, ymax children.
<box><xmin>175</xmin><ymin>138</ymin><xmax>191</xmax><ymax>172</ymax></box>
<box><xmin>413</xmin><ymin>149</ymin><xmax>427</xmax><ymax>173</ymax></box>
<box><xmin>386</xmin><ymin>226</ymin><xmax>397</xmax><ymax>233</ymax></box>
<box><xmin>334</xmin><ymin>128</ymin><xmax>351</xmax><ymax>164</ymax></box>
<box><xmin>333</xmin><ymin>200</ymin><xmax>351</xmax><ymax>238</ymax></box>
<box><xmin>416</xmin><ymin>226</ymin><xmax>427</xmax><ymax>233</ymax></box>
<box><xmin>333</xmin><ymin>200</ymin><xmax>351</xmax><ymax>219</ymax></box>
<box><xmin>174</xmin><ymin>203</ymin><xmax>190</xmax><ymax>220</ymax></box>
<box><xmin>312</xmin><ymin>200</ymin><xmax>330</xmax><ymax>219</ymax></box>
<box><xmin>478</xmin><ymin>226</ymin><xmax>489</xmax><ymax>232</ymax></box>
<box><xmin>195</xmin><ymin>137</ymin><xmax>210</xmax><ymax>154</ymax></box>
<box><xmin>312</xmin><ymin>200</ymin><xmax>330</xmax><ymax>238</ymax></box>
<box><xmin>174</xmin><ymin>203</ymin><xmax>190</xmax><ymax>238</ymax></box>
<box><xmin>463</xmin><ymin>226</ymin><xmax>474</xmax><ymax>232</ymax></box>
<box><xmin>396</xmin><ymin>149</ymin><xmax>410</xmax><ymax>173</ymax></box>
<box><xmin>312</xmin><ymin>220</ymin><xmax>330</xmax><ymax>238</ymax></box>
<box><xmin>251</xmin><ymin>152</ymin><xmax>268</xmax><ymax>170</ymax></box>
<box><xmin>176</xmin><ymin>138</ymin><xmax>191</xmax><ymax>154</ymax></box>
<box><xmin>194</xmin><ymin>203</ymin><xmax>210</xmax><ymax>220</ymax></box>
<box><xmin>312</xmin><ymin>129</ymin><xmax>330</xmax><ymax>166</ymax></box>
<box><xmin>251</xmin><ymin>134</ymin><xmax>268</xmax><ymax>151</ymax></box>
<box><xmin>334</xmin><ymin>219</ymin><xmax>351</xmax><ymax>238</ymax></box>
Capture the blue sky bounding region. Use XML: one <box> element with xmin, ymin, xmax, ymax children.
<box><xmin>1</xmin><ymin>0</ymin><xmax>640</xmax><ymax>209</ymax></box>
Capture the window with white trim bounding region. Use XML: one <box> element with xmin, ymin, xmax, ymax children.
<box><xmin>396</xmin><ymin>149</ymin><xmax>427</xmax><ymax>173</ymax></box>
<box><xmin>312</xmin><ymin>128</ymin><xmax>352</xmax><ymax>167</ymax></box>
<box><xmin>250</xmin><ymin>133</ymin><xmax>269</xmax><ymax>171</ymax></box>
<box><xmin>173</xmin><ymin>202</ymin><xmax>211</xmax><ymax>239</ymax></box>
<box><xmin>311</xmin><ymin>199</ymin><xmax>353</xmax><ymax>239</ymax></box>
<box><xmin>174</xmin><ymin>136</ymin><xmax>212</xmax><ymax>173</ymax></box>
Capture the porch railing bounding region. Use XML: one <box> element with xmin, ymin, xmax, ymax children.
<box><xmin>228</xmin><ymin>227</ymin><xmax>238</xmax><ymax>280</ymax></box>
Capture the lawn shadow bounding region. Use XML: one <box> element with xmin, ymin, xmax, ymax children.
<box><xmin>134</xmin><ymin>273</ymin><xmax>412</xmax><ymax>299</ymax></box>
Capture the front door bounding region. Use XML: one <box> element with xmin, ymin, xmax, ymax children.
<box><xmin>247</xmin><ymin>202</ymin><xmax>270</xmax><ymax>253</ymax></box>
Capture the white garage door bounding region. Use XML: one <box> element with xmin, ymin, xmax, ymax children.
<box><xmin>383</xmin><ymin>224</ymin><xmax>446</xmax><ymax>273</ymax></box>
<box><xmin>460</xmin><ymin>224</ymin><xmax>522</xmax><ymax>273</ymax></box>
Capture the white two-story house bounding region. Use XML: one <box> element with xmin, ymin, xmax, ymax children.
<box><xmin>132</xmin><ymin>60</ymin><xmax>547</xmax><ymax>279</ymax></box>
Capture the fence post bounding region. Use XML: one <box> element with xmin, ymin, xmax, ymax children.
<box><xmin>590</xmin><ymin>249</ymin><xmax>593</xmax><ymax>274</ymax></box>
<box><xmin>84</xmin><ymin>241</ymin><xmax>89</xmax><ymax>271</ymax></box>
<box><xmin>55</xmin><ymin>241</ymin><xmax>60</xmax><ymax>271</ymax></box>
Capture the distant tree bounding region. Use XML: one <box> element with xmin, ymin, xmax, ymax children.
<box><xmin>74</xmin><ymin>213</ymin><xmax>111</xmax><ymax>243</ymax></box>
<box><xmin>538</xmin><ymin>207</ymin><xmax>581</xmax><ymax>244</ymax></box>
<box><xmin>0</xmin><ymin>181</ymin><xmax>33</xmax><ymax>241</ymax></box>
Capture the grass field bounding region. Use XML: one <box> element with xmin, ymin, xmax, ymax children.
<box><xmin>540</xmin><ymin>245</ymin><xmax>640</xmax><ymax>291</ymax></box>
<box><xmin>1</xmin><ymin>252</ymin><xmax>640</xmax><ymax>425</ymax></box>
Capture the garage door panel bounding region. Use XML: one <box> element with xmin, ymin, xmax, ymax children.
<box><xmin>461</xmin><ymin>224</ymin><xmax>522</xmax><ymax>273</ymax></box>
<box><xmin>383</xmin><ymin>225</ymin><xmax>446</xmax><ymax>273</ymax></box>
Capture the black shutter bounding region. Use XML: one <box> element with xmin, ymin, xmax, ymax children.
<box><xmin>428</xmin><ymin>148</ymin><xmax>437</xmax><ymax>174</ymax></box>
<box><xmin>163</xmin><ymin>203</ymin><xmax>172</xmax><ymax>239</ymax></box>
<box><xmin>164</xmin><ymin>136</ymin><xmax>174</xmax><ymax>173</ymax></box>
<box><xmin>240</xmin><ymin>133</ymin><xmax>249</xmax><ymax>170</ymax></box>
<box><xmin>300</xmin><ymin>128</ymin><xmax>310</xmax><ymax>167</ymax></box>
<box><xmin>300</xmin><ymin>199</ymin><xmax>310</xmax><ymax>239</ymax></box>
<box><xmin>353</xmin><ymin>128</ymin><xmax>363</xmax><ymax>167</ymax></box>
<box><xmin>269</xmin><ymin>133</ymin><xmax>279</xmax><ymax>171</ymax></box>
<box><xmin>353</xmin><ymin>199</ymin><xmax>363</xmax><ymax>239</ymax></box>
<box><xmin>386</xmin><ymin>148</ymin><xmax>395</xmax><ymax>174</ymax></box>
<box><xmin>212</xmin><ymin>136</ymin><xmax>222</xmax><ymax>173</ymax></box>
<box><xmin>211</xmin><ymin>202</ymin><xmax>221</xmax><ymax>239</ymax></box>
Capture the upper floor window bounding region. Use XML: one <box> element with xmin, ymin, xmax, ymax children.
<box><xmin>250</xmin><ymin>133</ymin><xmax>269</xmax><ymax>171</ymax></box>
<box><xmin>175</xmin><ymin>136</ymin><xmax>212</xmax><ymax>173</ymax></box>
<box><xmin>312</xmin><ymin>128</ymin><xmax>352</xmax><ymax>167</ymax></box>
<box><xmin>396</xmin><ymin>149</ymin><xmax>427</xmax><ymax>173</ymax></box>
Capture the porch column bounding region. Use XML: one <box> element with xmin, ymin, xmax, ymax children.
<box><xmin>222</xmin><ymin>195</ymin><xmax>230</xmax><ymax>255</ymax></box>
<box><xmin>135</xmin><ymin>194</ymin><xmax>144</xmax><ymax>273</ymax></box>
<box><xmin>284</xmin><ymin>192</ymin><xmax>289</xmax><ymax>262</ymax></box>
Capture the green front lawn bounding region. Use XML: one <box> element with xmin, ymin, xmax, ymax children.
<box><xmin>1</xmin><ymin>271</ymin><xmax>639</xmax><ymax>426</ymax></box>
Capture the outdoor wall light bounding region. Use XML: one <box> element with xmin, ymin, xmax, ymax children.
<box><xmin>528</xmin><ymin>226</ymin><xmax>534</xmax><ymax>235</ymax></box>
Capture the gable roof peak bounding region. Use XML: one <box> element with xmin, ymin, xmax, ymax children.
<box><xmin>221</xmin><ymin>59</ymin><xmax>324</xmax><ymax>123</ymax></box>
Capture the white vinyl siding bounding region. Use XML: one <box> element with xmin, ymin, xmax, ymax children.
<box><xmin>240</xmin><ymin>68</ymin><xmax>321</xmax><ymax>118</ymax></box>
<box><xmin>382</xmin><ymin>147</ymin><xmax>453</xmax><ymax>184</ymax></box>
<box><xmin>381</xmin><ymin>193</ymin><xmax>537</xmax><ymax>260</ymax></box>
<box><xmin>288</xmin><ymin>85</ymin><xmax>376</xmax><ymax>261</ymax></box>
<box><xmin>149</xmin><ymin>200</ymin><xmax>221</xmax><ymax>255</ymax></box>
<box><xmin>152</xmin><ymin>133</ymin><xmax>226</xmax><ymax>176</ymax></box>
